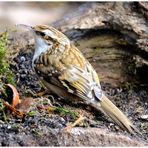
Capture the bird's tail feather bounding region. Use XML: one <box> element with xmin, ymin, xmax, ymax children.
<box><xmin>97</xmin><ymin>95</ymin><xmax>138</xmax><ymax>134</ymax></box>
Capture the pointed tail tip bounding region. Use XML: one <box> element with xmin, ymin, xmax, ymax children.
<box><xmin>130</xmin><ymin>125</ymin><xmax>141</xmax><ymax>135</ymax></box>
<box><xmin>100</xmin><ymin>95</ymin><xmax>141</xmax><ymax>135</ymax></box>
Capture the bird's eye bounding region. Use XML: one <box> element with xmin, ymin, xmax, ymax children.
<box><xmin>36</xmin><ymin>31</ymin><xmax>45</xmax><ymax>37</ymax></box>
<box><xmin>40</xmin><ymin>32</ymin><xmax>45</xmax><ymax>37</ymax></box>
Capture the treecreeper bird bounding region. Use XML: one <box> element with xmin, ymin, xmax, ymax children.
<box><xmin>19</xmin><ymin>24</ymin><xmax>137</xmax><ymax>134</ymax></box>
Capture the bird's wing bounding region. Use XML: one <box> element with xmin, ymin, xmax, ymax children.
<box><xmin>58</xmin><ymin>62</ymin><xmax>103</xmax><ymax>101</ymax></box>
<box><xmin>34</xmin><ymin>44</ymin><xmax>103</xmax><ymax>101</ymax></box>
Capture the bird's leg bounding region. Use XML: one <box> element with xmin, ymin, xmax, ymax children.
<box><xmin>63</xmin><ymin>114</ymin><xmax>85</xmax><ymax>133</ymax></box>
<box><xmin>35</xmin><ymin>90</ymin><xmax>49</xmax><ymax>97</ymax></box>
<box><xmin>35</xmin><ymin>80</ymin><xmax>53</xmax><ymax>97</ymax></box>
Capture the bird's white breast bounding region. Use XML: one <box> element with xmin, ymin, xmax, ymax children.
<box><xmin>33</xmin><ymin>36</ymin><xmax>50</xmax><ymax>64</ymax></box>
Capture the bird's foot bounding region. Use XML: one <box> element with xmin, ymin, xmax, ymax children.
<box><xmin>63</xmin><ymin>114</ymin><xmax>85</xmax><ymax>133</ymax></box>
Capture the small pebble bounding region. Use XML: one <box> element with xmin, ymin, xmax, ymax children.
<box><xmin>7</xmin><ymin>125</ymin><xmax>11</xmax><ymax>129</ymax></box>
<box><xmin>140</xmin><ymin>115</ymin><xmax>148</xmax><ymax>120</ymax></box>
<box><xmin>20</xmin><ymin>56</ymin><xmax>26</xmax><ymax>62</ymax></box>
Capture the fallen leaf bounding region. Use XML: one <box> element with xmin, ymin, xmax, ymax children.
<box><xmin>5</xmin><ymin>84</ymin><xmax>20</xmax><ymax>107</ymax></box>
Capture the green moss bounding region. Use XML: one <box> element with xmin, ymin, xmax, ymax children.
<box><xmin>0</xmin><ymin>100</ymin><xmax>8</xmax><ymax>122</ymax></box>
<box><xmin>0</xmin><ymin>31</ymin><xmax>15</xmax><ymax>86</ymax></box>
<box><xmin>27</xmin><ymin>111</ymin><xmax>38</xmax><ymax>117</ymax></box>
<box><xmin>54</xmin><ymin>107</ymin><xmax>78</xmax><ymax>119</ymax></box>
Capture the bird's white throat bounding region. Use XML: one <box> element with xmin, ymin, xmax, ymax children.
<box><xmin>33</xmin><ymin>36</ymin><xmax>51</xmax><ymax>64</ymax></box>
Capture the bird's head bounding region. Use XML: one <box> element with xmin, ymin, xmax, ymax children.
<box><xmin>18</xmin><ymin>24</ymin><xmax>70</xmax><ymax>49</ymax></box>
